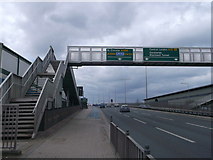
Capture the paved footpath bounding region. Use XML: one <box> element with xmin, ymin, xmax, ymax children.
<box><xmin>5</xmin><ymin>106</ymin><xmax>119</xmax><ymax>159</ymax></box>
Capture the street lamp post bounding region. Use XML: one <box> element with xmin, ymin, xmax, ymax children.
<box><xmin>145</xmin><ymin>66</ymin><xmax>148</xmax><ymax>99</ymax></box>
<box><xmin>119</xmin><ymin>78</ymin><xmax>130</xmax><ymax>104</ymax></box>
<box><xmin>114</xmin><ymin>88</ymin><xmax>117</xmax><ymax>103</ymax></box>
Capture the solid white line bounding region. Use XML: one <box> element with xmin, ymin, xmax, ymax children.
<box><xmin>133</xmin><ymin>118</ymin><xmax>147</xmax><ymax>124</ymax></box>
<box><xmin>156</xmin><ymin>127</ymin><xmax>196</xmax><ymax>143</ymax></box>
<box><xmin>124</xmin><ymin>115</ymin><xmax>130</xmax><ymax>118</ymax></box>
<box><xmin>141</xmin><ymin>113</ymin><xmax>151</xmax><ymax>116</ymax></box>
<box><xmin>158</xmin><ymin>117</ymin><xmax>173</xmax><ymax>121</ymax></box>
<box><xmin>186</xmin><ymin>122</ymin><xmax>213</xmax><ymax>130</ymax></box>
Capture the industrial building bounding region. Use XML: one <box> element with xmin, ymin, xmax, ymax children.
<box><xmin>0</xmin><ymin>43</ymin><xmax>31</xmax><ymax>84</ymax></box>
<box><xmin>145</xmin><ymin>84</ymin><xmax>212</xmax><ymax>111</ymax></box>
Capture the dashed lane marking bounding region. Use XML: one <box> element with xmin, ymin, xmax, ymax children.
<box><xmin>133</xmin><ymin>118</ymin><xmax>147</xmax><ymax>124</ymax></box>
<box><xmin>186</xmin><ymin>122</ymin><xmax>213</xmax><ymax>130</ymax></box>
<box><xmin>156</xmin><ymin>127</ymin><xmax>196</xmax><ymax>143</ymax></box>
<box><xmin>158</xmin><ymin>117</ymin><xmax>173</xmax><ymax>121</ymax></box>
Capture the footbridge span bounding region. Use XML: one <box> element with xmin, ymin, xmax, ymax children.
<box><xmin>1</xmin><ymin>45</ymin><xmax>212</xmax><ymax>141</ymax></box>
<box><xmin>67</xmin><ymin>46</ymin><xmax>212</xmax><ymax>67</ymax></box>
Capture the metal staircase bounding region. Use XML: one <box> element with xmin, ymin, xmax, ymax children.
<box><xmin>9</xmin><ymin>98</ymin><xmax>37</xmax><ymax>139</ymax></box>
<box><xmin>1</xmin><ymin>47</ymin><xmax>57</xmax><ymax>140</ymax></box>
<box><xmin>1</xmin><ymin>46</ymin><xmax>80</xmax><ymax>142</ymax></box>
<box><xmin>9</xmin><ymin>75</ymin><xmax>52</xmax><ymax>139</ymax></box>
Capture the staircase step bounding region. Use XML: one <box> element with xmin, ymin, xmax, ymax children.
<box><xmin>3</xmin><ymin>124</ymin><xmax>34</xmax><ymax>129</ymax></box>
<box><xmin>2</xmin><ymin>128</ymin><xmax>33</xmax><ymax>134</ymax></box>
<box><xmin>2</xmin><ymin>120</ymin><xmax>34</xmax><ymax>125</ymax></box>
<box><xmin>19</xmin><ymin>109</ymin><xmax>34</xmax><ymax>112</ymax></box>
<box><xmin>25</xmin><ymin>94</ymin><xmax>40</xmax><ymax>97</ymax></box>
<box><xmin>18</xmin><ymin>120</ymin><xmax>34</xmax><ymax>124</ymax></box>
<box><xmin>11</xmin><ymin>98</ymin><xmax>38</xmax><ymax>103</ymax></box>
<box><xmin>2</xmin><ymin>133</ymin><xmax>32</xmax><ymax>139</ymax></box>
<box><xmin>18</xmin><ymin>124</ymin><xmax>34</xmax><ymax>129</ymax></box>
<box><xmin>26</xmin><ymin>93</ymin><xmax>40</xmax><ymax>96</ymax></box>
<box><xmin>19</xmin><ymin>117</ymin><xmax>34</xmax><ymax>120</ymax></box>
<box><xmin>19</xmin><ymin>112</ymin><xmax>34</xmax><ymax>116</ymax></box>
<box><xmin>9</xmin><ymin>103</ymin><xmax>36</xmax><ymax>106</ymax></box>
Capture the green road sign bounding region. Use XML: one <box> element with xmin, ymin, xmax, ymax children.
<box><xmin>143</xmin><ymin>48</ymin><xmax>179</xmax><ymax>61</ymax></box>
<box><xmin>106</xmin><ymin>49</ymin><xmax>133</xmax><ymax>61</ymax></box>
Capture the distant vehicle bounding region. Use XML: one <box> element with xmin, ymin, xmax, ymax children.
<box><xmin>100</xmin><ymin>103</ymin><xmax>106</xmax><ymax>108</ymax></box>
<box><xmin>138</xmin><ymin>104</ymin><xmax>151</xmax><ymax>109</ymax></box>
<box><xmin>106</xmin><ymin>103</ymin><xmax>112</xmax><ymax>107</ymax></box>
<box><xmin>114</xmin><ymin>103</ymin><xmax>120</xmax><ymax>107</ymax></box>
<box><xmin>120</xmin><ymin>105</ymin><xmax>130</xmax><ymax>112</ymax></box>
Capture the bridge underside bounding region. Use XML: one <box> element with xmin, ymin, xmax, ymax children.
<box><xmin>68</xmin><ymin>61</ymin><xmax>212</xmax><ymax>67</ymax></box>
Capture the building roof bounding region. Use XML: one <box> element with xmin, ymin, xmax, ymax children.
<box><xmin>145</xmin><ymin>84</ymin><xmax>213</xmax><ymax>101</ymax></box>
<box><xmin>0</xmin><ymin>42</ymin><xmax>31</xmax><ymax>64</ymax></box>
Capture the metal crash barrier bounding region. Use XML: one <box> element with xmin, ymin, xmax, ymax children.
<box><xmin>110</xmin><ymin>121</ymin><xmax>155</xmax><ymax>159</ymax></box>
<box><xmin>1</xmin><ymin>104</ymin><xmax>19</xmax><ymax>152</ymax></box>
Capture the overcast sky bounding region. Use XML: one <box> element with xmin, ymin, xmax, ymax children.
<box><xmin>0</xmin><ymin>2</ymin><xmax>211</xmax><ymax>103</ymax></box>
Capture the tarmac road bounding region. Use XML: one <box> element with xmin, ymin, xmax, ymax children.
<box><xmin>101</xmin><ymin>106</ymin><xmax>212</xmax><ymax>159</ymax></box>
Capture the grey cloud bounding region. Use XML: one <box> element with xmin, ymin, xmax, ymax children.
<box><xmin>0</xmin><ymin>2</ymin><xmax>211</xmax><ymax>103</ymax></box>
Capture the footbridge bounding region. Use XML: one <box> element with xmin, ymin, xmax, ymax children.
<box><xmin>1</xmin><ymin>46</ymin><xmax>81</xmax><ymax>140</ymax></box>
<box><xmin>67</xmin><ymin>46</ymin><xmax>212</xmax><ymax>66</ymax></box>
<box><xmin>1</xmin><ymin>45</ymin><xmax>212</xmax><ymax>141</ymax></box>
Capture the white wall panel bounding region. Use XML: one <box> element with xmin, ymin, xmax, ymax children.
<box><xmin>2</xmin><ymin>50</ymin><xmax>18</xmax><ymax>74</ymax></box>
<box><xmin>19</xmin><ymin>59</ymin><xmax>30</xmax><ymax>76</ymax></box>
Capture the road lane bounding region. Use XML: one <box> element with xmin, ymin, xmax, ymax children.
<box><xmin>100</xmin><ymin>107</ymin><xmax>212</xmax><ymax>158</ymax></box>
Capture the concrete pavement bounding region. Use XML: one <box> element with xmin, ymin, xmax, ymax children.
<box><xmin>4</xmin><ymin>106</ymin><xmax>119</xmax><ymax>159</ymax></box>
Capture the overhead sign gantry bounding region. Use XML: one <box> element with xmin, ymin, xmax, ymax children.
<box><xmin>67</xmin><ymin>46</ymin><xmax>212</xmax><ymax>67</ymax></box>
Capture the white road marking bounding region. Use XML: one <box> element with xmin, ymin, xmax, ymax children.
<box><xmin>141</xmin><ymin>113</ymin><xmax>151</xmax><ymax>116</ymax></box>
<box><xmin>158</xmin><ymin>117</ymin><xmax>173</xmax><ymax>121</ymax></box>
<box><xmin>132</xmin><ymin>111</ymin><xmax>150</xmax><ymax>116</ymax></box>
<box><xmin>124</xmin><ymin>115</ymin><xmax>130</xmax><ymax>118</ymax></box>
<box><xmin>186</xmin><ymin>122</ymin><xmax>213</xmax><ymax>130</ymax></box>
<box><xmin>156</xmin><ymin>127</ymin><xmax>196</xmax><ymax>143</ymax></box>
<box><xmin>133</xmin><ymin>118</ymin><xmax>147</xmax><ymax>124</ymax></box>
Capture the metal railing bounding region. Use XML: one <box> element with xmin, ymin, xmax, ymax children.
<box><xmin>68</xmin><ymin>46</ymin><xmax>212</xmax><ymax>65</ymax></box>
<box><xmin>32</xmin><ymin>61</ymin><xmax>65</xmax><ymax>138</ymax></box>
<box><xmin>110</xmin><ymin>121</ymin><xmax>155</xmax><ymax>159</ymax></box>
<box><xmin>2</xmin><ymin>104</ymin><xmax>19</xmax><ymax>151</ymax></box>
<box><xmin>0</xmin><ymin>47</ymin><xmax>55</xmax><ymax>104</ymax></box>
<box><xmin>142</xmin><ymin>106</ymin><xmax>213</xmax><ymax>117</ymax></box>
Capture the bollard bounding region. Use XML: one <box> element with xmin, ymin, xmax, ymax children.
<box><xmin>125</xmin><ymin>130</ymin><xmax>130</xmax><ymax>158</ymax></box>
<box><xmin>126</xmin><ymin>130</ymin><xmax>129</xmax><ymax>136</ymax></box>
<box><xmin>110</xmin><ymin>116</ymin><xmax>113</xmax><ymax>122</ymax></box>
<box><xmin>144</xmin><ymin>145</ymin><xmax>150</xmax><ymax>155</ymax></box>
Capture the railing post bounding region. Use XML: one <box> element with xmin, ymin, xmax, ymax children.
<box><xmin>115</xmin><ymin>125</ymin><xmax>118</xmax><ymax>154</ymax></box>
<box><xmin>144</xmin><ymin>145</ymin><xmax>150</xmax><ymax>159</ymax></box>
<box><xmin>125</xmin><ymin>130</ymin><xmax>129</xmax><ymax>158</ymax></box>
<box><xmin>110</xmin><ymin>115</ymin><xmax>113</xmax><ymax>122</ymax></box>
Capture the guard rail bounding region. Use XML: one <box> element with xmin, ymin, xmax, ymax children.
<box><xmin>110</xmin><ymin>121</ymin><xmax>155</xmax><ymax>159</ymax></box>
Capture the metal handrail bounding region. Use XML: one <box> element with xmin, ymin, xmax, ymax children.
<box><xmin>32</xmin><ymin>60</ymin><xmax>65</xmax><ymax>138</ymax></box>
<box><xmin>0</xmin><ymin>47</ymin><xmax>55</xmax><ymax>104</ymax></box>
<box><xmin>110</xmin><ymin>121</ymin><xmax>155</xmax><ymax>159</ymax></box>
<box><xmin>67</xmin><ymin>46</ymin><xmax>212</xmax><ymax>65</ymax></box>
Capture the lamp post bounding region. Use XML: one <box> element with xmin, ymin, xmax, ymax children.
<box><xmin>145</xmin><ymin>66</ymin><xmax>148</xmax><ymax>99</ymax></box>
<box><xmin>114</xmin><ymin>88</ymin><xmax>117</xmax><ymax>103</ymax></box>
<box><xmin>119</xmin><ymin>78</ymin><xmax>130</xmax><ymax>104</ymax></box>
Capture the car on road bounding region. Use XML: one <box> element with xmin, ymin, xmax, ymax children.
<box><xmin>99</xmin><ymin>103</ymin><xmax>106</xmax><ymax>108</ymax></box>
<box><xmin>138</xmin><ymin>104</ymin><xmax>151</xmax><ymax>109</ymax></box>
<box><xmin>114</xmin><ymin>103</ymin><xmax>120</xmax><ymax>107</ymax></box>
<box><xmin>120</xmin><ymin>105</ymin><xmax>130</xmax><ymax>112</ymax></box>
<box><xmin>106</xmin><ymin>103</ymin><xmax>112</xmax><ymax>107</ymax></box>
